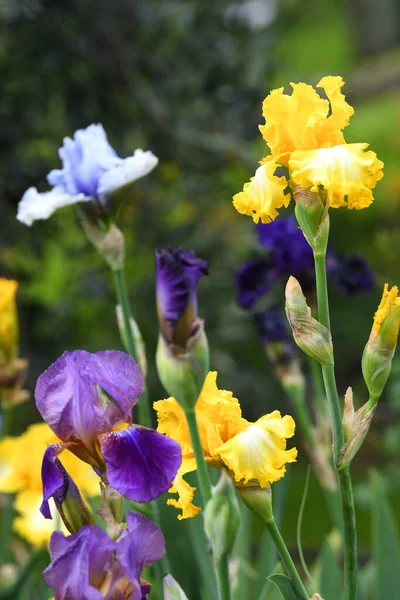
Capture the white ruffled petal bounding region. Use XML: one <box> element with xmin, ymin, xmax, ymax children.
<box><xmin>97</xmin><ymin>149</ymin><xmax>159</xmax><ymax>198</ymax></box>
<box><xmin>16</xmin><ymin>187</ymin><xmax>91</xmax><ymax>226</ymax></box>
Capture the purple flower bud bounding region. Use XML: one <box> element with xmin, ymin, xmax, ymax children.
<box><xmin>155</xmin><ymin>247</ymin><xmax>208</xmax><ymax>350</ymax></box>
<box><xmin>44</xmin><ymin>511</ymin><xmax>164</xmax><ymax>599</ymax></box>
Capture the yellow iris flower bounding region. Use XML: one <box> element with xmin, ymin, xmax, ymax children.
<box><xmin>0</xmin><ymin>422</ymin><xmax>100</xmax><ymax>547</ymax></box>
<box><xmin>233</xmin><ymin>76</ymin><xmax>383</xmax><ymax>223</ymax></box>
<box><xmin>154</xmin><ymin>372</ymin><xmax>297</xmax><ymax>519</ymax></box>
<box><xmin>0</xmin><ymin>278</ymin><xmax>19</xmax><ymax>364</ymax></box>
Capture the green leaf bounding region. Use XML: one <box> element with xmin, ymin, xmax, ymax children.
<box><xmin>318</xmin><ymin>540</ymin><xmax>343</xmax><ymax>600</ymax></box>
<box><xmin>268</xmin><ymin>574</ymin><xmax>309</xmax><ymax>600</ymax></box>
<box><xmin>371</xmin><ymin>471</ymin><xmax>400</xmax><ymax>600</ymax></box>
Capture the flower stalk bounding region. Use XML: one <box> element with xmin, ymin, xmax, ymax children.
<box><xmin>314</xmin><ymin>249</ymin><xmax>357</xmax><ymax>600</ymax></box>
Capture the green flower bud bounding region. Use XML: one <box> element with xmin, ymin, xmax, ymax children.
<box><xmin>204</xmin><ymin>473</ymin><xmax>241</xmax><ymax>561</ymax></box>
<box><xmin>163</xmin><ymin>574</ymin><xmax>189</xmax><ymax>600</ymax></box>
<box><xmin>292</xmin><ymin>183</ymin><xmax>329</xmax><ymax>254</ymax></box>
<box><xmin>57</xmin><ymin>483</ymin><xmax>94</xmax><ymax>534</ymax></box>
<box><xmin>362</xmin><ymin>284</ymin><xmax>400</xmax><ymax>401</ymax></box>
<box><xmin>156</xmin><ymin>329</ymin><xmax>209</xmax><ymax>409</ymax></box>
<box><xmin>338</xmin><ymin>387</ymin><xmax>376</xmax><ymax>470</ymax></box>
<box><xmin>285</xmin><ymin>277</ymin><xmax>333</xmax><ymax>365</ymax></box>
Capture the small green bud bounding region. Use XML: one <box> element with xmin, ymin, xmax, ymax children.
<box><xmin>204</xmin><ymin>473</ymin><xmax>241</xmax><ymax>561</ymax></box>
<box><xmin>285</xmin><ymin>277</ymin><xmax>333</xmax><ymax>365</ymax></box>
<box><xmin>292</xmin><ymin>183</ymin><xmax>329</xmax><ymax>254</ymax></box>
<box><xmin>338</xmin><ymin>387</ymin><xmax>376</xmax><ymax>470</ymax></box>
<box><xmin>156</xmin><ymin>329</ymin><xmax>209</xmax><ymax>409</ymax></box>
<box><xmin>237</xmin><ymin>485</ymin><xmax>273</xmax><ymax>525</ymax></box>
<box><xmin>57</xmin><ymin>484</ymin><xmax>94</xmax><ymax>534</ymax></box>
<box><xmin>81</xmin><ymin>219</ymin><xmax>125</xmax><ymax>271</ymax></box>
<box><xmin>163</xmin><ymin>574</ymin><xmax>189</xmax><ymax>600</ymax></box>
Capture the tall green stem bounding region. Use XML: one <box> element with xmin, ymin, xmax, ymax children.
<box><xmin>184</xmin><ymin>408</ymin><xmax>212</xmax><ymax>506</ymax></box>
<box><xmin>266</xmin><ymin>518</ymin><xmax>309</xmax><ymax>598</ymax></box>
<box><xmin>215</xmin><ymin>555</ymin><xmax>231</xmax><ymax>600</ymax></box>
<box><xmin>112</xmin><ymin>268</ymin><xmax>152</xmax><ymax>428</ymax></box>
<box><xmin>314</xmin><ymin>251</ymin><xmax>357</xmax><ymax>600</ymax></box>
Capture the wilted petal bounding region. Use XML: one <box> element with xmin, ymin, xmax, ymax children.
<box><xmin>117</xmin><ymin>511</ymin><xmax>165</xmax><ymax>585</ymax></box>
<box><xmin>98</xmin><ymin>149</ymin><xmax>159</xmax><ymax>198</ymax></box>
<box><xmin>44</xmin><ymin>526</ymin><xmax>116</xmax><ymax>600</ymax></box>
<box><xmin>100</xmin><ymin>426</ymin><xmax>182</xmax><ymax>502</ymax></box>
<box><xmin>17</xmin><ymin>186</ymin><xmax>89</xmax><ymax>226</ymax></box>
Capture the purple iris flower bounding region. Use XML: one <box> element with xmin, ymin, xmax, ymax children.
<box><xmin>235</xmin><ymin>258</ymin><xmax>274</xmax><ymax>309</ymax></box>
<box><xmin>256</xmin><ymin>218</ymin><xmax>314</xmax><ymax>275</ymax></box>
<box><xmin>253</xmin><ymin>306</ymin><xmax>294</xmax><ymax>365</ymax></box>
<box><xmin>17</xmin><ymin>124</ymin><xmax>158</xmax><ymax>226</ymax></box>
<box><xmin>155</xmin><ymin>247</ymin><xmax>208</xmax><ymax>350</ymax></box>
<box><xmin>36</xmin><ymin>350</ymin><xmax>181</xmax><ymax>517</ymax></box>
<box><xmin>330</xmin><ymin>254</ymin><xmax>375</xmax><ymax>296</ymax></box>
<box><xmin>44</xmin><ymin>511</ymin><xmax>164</xmax><ymax>600</ymax></box>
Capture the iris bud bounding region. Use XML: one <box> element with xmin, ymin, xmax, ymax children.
<box><xmin>362</xmin><ymin>283</ymin><xmax>400</xmax><ymax>402</ymax></box>
<box><xmin>204</xmin><ymin>473</ymin><xmax>241</xmax><ymax>562</ymax></box>
<box><xmin>338</xmin><ymin>387</ymin><xmax>376</xmax><ymax>470</ymax></box>
<box><xmin>56</xmin><ymin>479</ymin><xmax>94</xmax><ymax>534</ymax></box>
<box><xmin>163</xmin><ymin>574</ymin><xmax>189</xmax><ymax>600</ymax></box>
<box><xmin>285</xmin><ymin>277</ymin><xmax>333</xmax><ymax>365</ymax></box>
<box><xmin>291</xmin><ymin>183</ymin><xmax>329</xmax><ymax>255</ymax></box>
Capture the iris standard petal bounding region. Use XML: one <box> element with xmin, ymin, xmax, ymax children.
<box><xmin>16</xmin><ymin>186</ymin><xmax>90</xmax><ymax>226</ymax></box>
<box><xmin>233</xmin><ymin>159</ymin><xmax>290</xmax><ymax>224</ymax></box>
<box><xmin>100</xmin><ymin>426</ymin><xmax>182</xmax><ymax>502</ymax></box>
<box><xmin>35</xmin><ymin>350</ymin><xmax>143</xmax><ymax>454</ymax></box>
<box><xmin>98</xmin><ymin>149</ymin><xmax>159</xmax><ymax>198</ymax></box>
<box><xmin>44</xmin><ymin>526</ymin><xmax>116</xmax><ymax>600</ymax></box>
<box><xmin>117</xmin><ymin>511</ymin><xmax>165</xmax><ymax>583</ymax></box>
<box><xmin>289</xmin><ymin>143</ymin><xmax>384</xmax><ymax>210</ymax></box>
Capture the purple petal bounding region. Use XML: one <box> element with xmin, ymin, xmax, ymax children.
<box><xmin>44</xmin><ymin>526</ymin><xmax>116</xmax><ymax>600</ymax></box>
<box><xmin>35</xmin><ymin>350</ymin><xmax>142</xmax><ymax>451</ymax></box>
<box><xmin>100</xmin><ymin>426</ymin><xmax>182</xmax><ymax>502</ymax></box>
<box><xmin>234</xmin><ymin>258</ymin><xmax>274</xmax><ymax>309</ymax></box>
<box><xmin>155</xmin><ymin>247</ymin><xmax>208</xmax><ymax>346</ymax></box>
<box><xmin>40</xmin><ymin>444</ymin><xmax>67</xmax><ymax>519</ymax></box>
<box><xmin>116</xmin><ymin>512</ymin><xmax>165</xmax><ymax>586</ymax></box>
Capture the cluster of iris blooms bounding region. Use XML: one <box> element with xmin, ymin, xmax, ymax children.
<box><xmin>0</xmin><ymin>75</ymin><xmax>398</xmax><ymax>600</ymax></box>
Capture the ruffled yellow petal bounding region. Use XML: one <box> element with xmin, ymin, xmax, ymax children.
<box><xmin>13</xmin><ymin>490</ymin><xmax>67</xmax><ymax>548</ymax></box>
<box><xmin>167</xmin><ymin>457</ymin><xmax>201</xmax><ymax>520</ymax></box>
<box><xmin>233</xmin><ymin>160</ymin><xmax>290</xmax><ymax>224</ymax></box>
<box><xmin>154</xmin><ymin>372</ymin><xmax>246</xmax><ymax>460</ymax></box>
<box><xmin>289</xmin><ymin>143</ymin><xmax>384</xmax><ymax>210</ymax></box>
<box><xmin>260</xmin><ymin>83</ymin><xmax>328</xmax><ymax>165</ymax></box>
<box><xmin>259</xmin><ymin>77</ymin><xmax>353</xmax><ymax>165</ymax></box>
<box><xmin>316</xmin><ymin>76</ymin><xmax>354</xmax><ymax>146</ymax></box>
<box><xmin>373</xmin><ymin>284</ymin><xmax>400</xmax><ymax>333</ymax></box>
<box><xmin>213</xmin><ymin>411</ymin><xmax>297</xmax><ymax>488</ymax></box>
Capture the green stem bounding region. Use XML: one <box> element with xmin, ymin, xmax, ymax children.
<box><xmin>366</xmin><ymin>393</ymin><xmax>380</xmax><ymax>411</ymax></box>
<box><xmin>184</xmin><ymin>408</ymin><xmax>212</xmax><ymax>506</ymax></box>
<box><xmin>266</xmin><ymin>518</ymin><xmax>309</xmax><ymax>598</ymax></box>
<box><xmin>314</xmin><ymin>251</ymin><xmax>357</xmax><ymax>600</ymax></box>
<box><xmin>215</xmin><ymin>554</ymin><xmax>231</xmax><ymax>600</ymax></box>
<box><xmin>112</xmin><ymin>268</ymin><xmax>151</xmax><ymax>428</ymax></box>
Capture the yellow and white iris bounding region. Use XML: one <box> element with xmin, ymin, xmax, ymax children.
<box><xmin>154</xmin><ymin>372</ymin><xmax>297</xmax><ymax>519</ymax></box>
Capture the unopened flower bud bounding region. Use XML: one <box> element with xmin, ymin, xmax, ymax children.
<box><xmin>81</xmin><ymin>219</ymin><xmax>125</xmax><ymax>271</ymax></box>
<box><xmin>204</xmin><ymin>473</ymin><xmax>241</xmax><ymax>561</ymax></box>
<box><xmin>285</xmin><ymin>277</ymin><xmax>333</xmax><ymax>365</ymax></box>
<box><xmin>155</xmin><ymin>247</ymin><xmax>209</xmax><ymax>406</ymax></box>
<box><xmin>58</xmin><ymin>484</ymin><xmax>94</xmax><ymax>534</ymax></box>
<box><xmin>237</xmin><ymin>484</ymin><xmax>273</xmax><ymax>525</ymax></box>
<box><xmin>291</xmin><ymin>183</ymin><xmax>329</xmax><ymax>254</ymax></box>
<box><xmin>163</xmin><ymin>574</ymin><xmax>189</xmax><ymax>600</ymax></box>
<box><xmin>362</xmin><ymin>283</ymin><xmax>400</xmax><ymax>401</ymax></box>
<box><xmin>338</xmin><ymin>387</ymin><xmax>376</xmax><ymax>470</ymax></box>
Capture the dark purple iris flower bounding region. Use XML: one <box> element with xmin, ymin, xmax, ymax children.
<box><xmin>44</xmin><ymin>511</ymin><xmax>164</xmax><ymax>600</ymax></box>
<box><xmin>253</xmin><ymin>306</ymin><xmax>294</xmax><ymax>366</ymax></box>
<box><xmin>155</xmin><ymin>247</ymin><xmax>208</xmax><ymax>349</ymax></box>
<box><xmin>36</xmin><ymin>350</ymin><xmax>181</xmax><ymax>518</ymax></box>
<box><xmin>235</xmin><ymin>258</ymin><xmax>273</xmax><ymax>309</ymax></box>
<box><xmin>256</xmin><ymin>218</ymin><xmax>314</xmax><ymax>275</ymax></box>
<box><xmin>330</xmin><ymin>254</ymin><xmax>375</xmax><ymax>296</ymax></box>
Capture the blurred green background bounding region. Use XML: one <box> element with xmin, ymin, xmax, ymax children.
<box><xmin>1</xmin><ymin>0</ymin><xmax>400</xmax><ymax>597</ymax></box>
